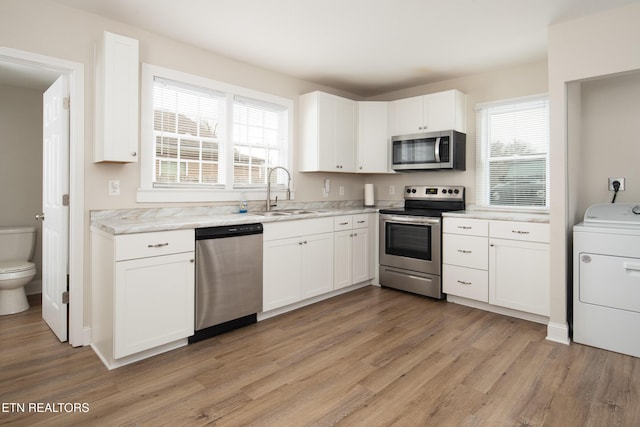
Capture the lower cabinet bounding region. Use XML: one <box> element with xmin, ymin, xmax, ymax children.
<box><xmin>91</xmin><ymin>228</ymin><xmax>195</xmax><ymax>369</ymax></box>
<box><xmin>263</xmin><ymin>218</ymin><xmax>335</xmax><ymax>311</ymax></box>
<box><xmin>334</xmin><ymin>214</ymin><xmax>372</xmax><ymax>289</ymax></box>
<box><xmin>489</xmin><ymin>234</ymin><xmax>550</xmax><ymax>317</ymax></box>
<box><xmin>443</xmin><ymin>217</ymin><xmax>550</xmax><ymax>320</ymax></box>
<box><xmin>114</xmin><ymin>252</ymin><xmax>195</xmax><ymax>358</ymax></box>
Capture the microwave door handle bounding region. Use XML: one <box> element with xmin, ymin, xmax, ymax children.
<box><xmin>434</xmin><ymin>137</ymin><xmax>441</xmax><ymax>162</ymax></box>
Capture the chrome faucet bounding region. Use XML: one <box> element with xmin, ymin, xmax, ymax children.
<box><xmin>266</xmin><ymin>166</ymin><xmax>291</xmax><ymax>211</ymax></box>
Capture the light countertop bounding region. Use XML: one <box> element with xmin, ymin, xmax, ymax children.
<box><xmin>91</xmin><ymin>206</ymin><xmax>379</xmax><ymax>235</ymax></box>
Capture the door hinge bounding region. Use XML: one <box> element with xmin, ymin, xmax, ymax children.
<box><xmin>62</xmin><ymin>291</ymin><xmax>69</xmax><ymax>304</ymax></box>
<box><xmin>63</xmin><ymin>97</ymin><xmax>70</xmax><ymax>110</ymax></box>
<box><xmin>62</xmin><ymin>194</ymin><xmax>69</xmax><ymax>206</ymax></box>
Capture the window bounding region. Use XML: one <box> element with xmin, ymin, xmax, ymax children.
<box><xmin>139</xmin><ymin>64</ymin><xmax>292</xmax><ymax>202</ymax></box>
<box><xmin>475</xmin><ymin>95</ymin><xmax>549</xmax><ymax>209</ymax></box>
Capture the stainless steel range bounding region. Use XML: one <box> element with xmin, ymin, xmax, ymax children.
<box><xmin>379</xmin><ymin>185</ymin><xmax>465</xmax><ymax>298</ymax></box>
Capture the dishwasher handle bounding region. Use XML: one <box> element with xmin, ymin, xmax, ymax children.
<box><xmin>196</xmin><ymin>223</ymin><xmax>263</xmax><ymax>240</ymax></box>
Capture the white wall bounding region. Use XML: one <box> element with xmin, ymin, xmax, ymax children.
<box><xmin>0</xmin><ymin>84</ymin><xmax>43</xmax><ymax>286</ymax></box>
<box><xmin>577</xmin><ymin>71</ymin><xmax>640</xmax><ymax>214</ymax></box>
<box><xmin>548</xmin><ymin>1</ymin><xmax>640</xmax><ymax>343</ymax></box>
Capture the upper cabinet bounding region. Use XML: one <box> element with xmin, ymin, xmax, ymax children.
<box><xmin>357</xmin><ymin>101</ymin><xmax>391</xmax><ymax>173</ymax></box>
<box><xmin>299</xmin><ymin>91</ymin><xmax>357</xmax><ymax>172</ymax></box>
<box><xmin>389</xmin><ymin>89</ymin><xmax>467</xmax><ymax>136</ymax></box>
<box><xmin>94</xmin><ymin>31</ymin><xmax>139</xmax><ymax>163</ymax></box>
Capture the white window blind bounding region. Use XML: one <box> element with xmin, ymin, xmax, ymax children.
<box><xmin>476</xmin><ymin>95</ymin><xmax>549</xmax><ymax>208</ymax></box>
<box><xmin>153</xmin><ymin>77</ymin><xmax>226</xmax><ymax>187</ymax></box>
<box><xmin>232</xmin><ymin>96</ymin><xmax>288</xmax><ymax>186</ymax></box>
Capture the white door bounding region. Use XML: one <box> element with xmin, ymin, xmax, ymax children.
<box><xmin>41</xmin><ymin>75</ymin><xmax>70</xmax><ymax>341</ymax></box>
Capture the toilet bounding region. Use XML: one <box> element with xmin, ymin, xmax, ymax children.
<box><xmin>0</xmin><ymin>226</ymin><xmax>37</xmax><ymax>315</ymax></box>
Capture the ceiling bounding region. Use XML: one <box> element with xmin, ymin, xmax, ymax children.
<box><xmin>6</xmin><ymin>0</ymin><xmax>640</xmax><ymax>96</ymax></box>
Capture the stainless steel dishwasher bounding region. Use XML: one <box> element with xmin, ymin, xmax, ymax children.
<box><xmin>189</xmin><ymin>223</ymin><xmax>263</xmax><ymax>343</ymax></box>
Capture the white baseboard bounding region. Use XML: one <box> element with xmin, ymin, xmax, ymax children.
<box><xmin>546</xmin><ymin>322</ymin><xmax>571</xmax><ymax>345</ymax></box>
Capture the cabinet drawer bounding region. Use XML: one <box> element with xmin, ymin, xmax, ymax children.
<box><xmin>443</xmin><ymin>218</ymin><xmax>488</xmax><ymax>237</ymax></box>
<box><xmin>115</xmin><ymin>229</ymin><xmax>194</xmax><ymax>261</ymax></box>
<box><xmin>443</xmin><ymin>264</ymin><xmax>488</xmax><ymax>302</ymax></box>
<box><xmin>443</xmin><ymin>234</ymin><xmax>488</xmax><ymax>270</ymax></box>
<box><xmin>334</xmin><ymin>216</ymin><xmax>353</xmax><ymax>231</ymax></box>
<box><xmin>489</xmin><ymin>221</ymin><xmax>549</xmax><ymax>243</ymax></box>
<box><xmin>353</xmin><ymin>214</ymin><xmax>370</xmax><ymax>229</ymax></box>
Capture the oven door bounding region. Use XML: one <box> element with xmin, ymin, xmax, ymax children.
<box><xmin>379</xmin><ymin>214</ymin><xmax>441</xmax><ymax>275</ymax></box>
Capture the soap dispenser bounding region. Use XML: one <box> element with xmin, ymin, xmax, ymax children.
<box><xmin>239</xmin><ymin>193</ymin><xmax>248</xmax><ymax>214</ymax></box>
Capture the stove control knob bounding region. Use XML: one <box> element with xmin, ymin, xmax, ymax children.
<box><xmin>454</xmin><ymin>189</ymin><xmax>460</xmax><ymax>194</ymax></box>
<box><xmin>441</xmin><ymin>189</ymin><xmax>447</xmax><ymax>194</ymax></box>
<box><xmin>411</xmin><ymin>188</ymin><xmax>417</xmax><ymax>193</ymax></box>
<box><xmin>633</xmin><ymin>205</ymin><xmax>640</xmax><ymax>215</ymax></box>
<box><xmin>406</xmin><ymin>188</ymin><xmax>412</xmax><ymax>194</ymax></box>
<box><xmin>447</xmin><ymin>189</ymin><xmax>453</xmax><ymax>194</ymax></box>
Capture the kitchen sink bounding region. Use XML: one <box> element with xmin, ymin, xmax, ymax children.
<box><xmin>250</xmin><ymin>209</ymin><xmax>322</xmax><ymax>217</ymax></box>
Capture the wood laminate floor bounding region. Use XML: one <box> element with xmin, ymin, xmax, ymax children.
<box><xmin>1</xmin><ymin>287</ymin><xmax>639</xmax><ymax>426</ymax></box>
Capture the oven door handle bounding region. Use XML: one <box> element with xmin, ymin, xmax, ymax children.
<box><xmin>380</xmin><ymin>214</ymin><xmax>441</xmax><ymax>225</ymax></box>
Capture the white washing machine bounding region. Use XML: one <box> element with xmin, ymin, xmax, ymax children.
<box><xmin>573</xmin><ymin>203</ymin><xmax>640</xmax><ymax>358</ymax></box>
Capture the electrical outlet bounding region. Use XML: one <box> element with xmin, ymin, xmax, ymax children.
<box><xmin>389</xmin><ymin>185</ymin><xmax>395</xmax><ymax>195</ymax></box>
<box><xmin>608</xmin><ymin>177</ymin><xmax>625</xmax><ymax>191</ymax></box>
<box><xmin>108</xmin><ymin>180</ymin><xmax>120</xmax><ymax>196</ymax></box>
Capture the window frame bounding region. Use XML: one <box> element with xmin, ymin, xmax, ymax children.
<box><xmin>475</xmin><ymin>93</ymin><xmax>550</xmax><ymax>212</ymax></box>
<box><xmin>138</xmin><ymin>63</ymin><xmax>294</xmax><ymax>203</ymax></box>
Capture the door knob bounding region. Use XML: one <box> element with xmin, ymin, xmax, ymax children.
<box><xmin>35</xmin><ymin>213</ymin><xmax>45</xmax><ymax>221</ymax></box>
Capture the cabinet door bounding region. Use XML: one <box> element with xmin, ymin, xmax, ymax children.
<box><xmin>357</xmin><ymin>101</ymin><xmax>390</xmax><ymax>173</ymax></box>
<box><xmin>390</xmin><ymin>95</ymin><xmax>424</xmax><ymax>135</ymax></box>
<box><xmin>95</xmin><ymin>31</ymin><xmax>139</xmax><ymax>163</ymax></box>
<box><xmin>303</xmin><ymin>233</ymin><xmax>334</xmax><ymax>298</ymax></box>
<box><xmin>424</xmin><ymin>91</ymin><xmax>456</xmax><ymax>132</ymax></box>
<box><xmin>334</xmin><ymin>97</ymin><xmax>357</xmax><ymax>172</ymax></box>
<box><xmin>489</xmin><ymin>238</ymin><xmax>550</xmax><ymax>316</ymax></box>
<box><xmin>263</xmin><ymin>237</ymin><xmax>303</xmax><ymax>311</ymax></box>
<box><xmin>114</xmin><ymin>252</ymin><xmax>194</xmax><ymax>359</ymax></box>
<box><xmin>351</xmin><ymin>227</ymin><xmax>371</xmax><ymax>284</ymax></box>
<box><xmin>334</xmin><ymin>229</ymin><xmax>353</xmax><ymax>290</ymax></box>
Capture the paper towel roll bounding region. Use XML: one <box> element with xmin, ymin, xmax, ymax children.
<box><xmin>364</xmin><ymin>184</ymin><xmax>375</xmax><ymax>207</ymax></box>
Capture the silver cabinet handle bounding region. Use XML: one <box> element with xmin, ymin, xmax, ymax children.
<box><xmin>457</xmin><ymin>249</ymin><xmax>472</xmax><ymax>254</ymax></box>
<box><xmin>457</xmin><ymin>280</ymin><xmax>472</xmax><ymax>285</ymax></box>
<box><xmin>147</xmin><ymin>243</ymin><xmax>169</xmax><ymax>248</ymax></box>
<box><xmin>35</xmin><ymin>213</ymin><xmax>45</xmax><ymax>221</ymax></box>
<box><xmin>512</xmin><ymin>230</ymin><xmax>530</xmax><ymax>234</ymax></box>
<box><xmin>190</xmin><ymin>259</ymin><xmax>195</xmax><ymax>263</ymax></box>
<box><xmin>357</xmin><ymin>220</ymin><xmax>366</xmax><ymax>224</ymax></box>
<box><xmin>457</xmin><ymin>225</ymin><xmax>472</xmax><ymax>229</ymax></box>
<box><xmin>131</xmin><ymin>152</ymin><xmax>137</xmax><ymax>156</ymax></box>
<box><xmin>339</xmin><ymin>222</ymin><xmax>349</xmax><ymax>225</ymax></box>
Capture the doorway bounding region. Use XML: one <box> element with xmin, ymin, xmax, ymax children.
<box><xmin>0</xmin><ymin>47</ymin><xmax>85</xmax><ymax>347</ymax></box>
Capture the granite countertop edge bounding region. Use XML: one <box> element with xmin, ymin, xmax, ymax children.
<box><xmin>442</xmin><ymin>209</ymin><xmax>550</xmax><ymax>223</ymax></box>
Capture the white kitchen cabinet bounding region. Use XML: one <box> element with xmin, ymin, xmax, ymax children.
<box><xmin>90</xmin><ymin>228</ymin><xmax>195</xmax><ymax>369</ymax></box>
<box><xmin>334</xmin><ymin>214</ymin><xmax>372</xmax><ymax>289</ymax></box>
<box><xmin>489</xmin><ymin>221</ymin><xmax>550</xmax><ymax>316</ymax></box>
<box><xmin>94</xmin><ymin>31</ymin><xmax>139</xmax><ymax>163</ymax></box>
<box><xmin>442</xmin><ymin>217</ymin><xmax>489</xmax><ymax>302</ymax></box>
<box><xmin>357</xmin><ymin>101</ymin><xmax>391</xmax><ymax>173</ymax></box>
<box><xmin>299</xmin><ymin>91</ymin><xmax>357</xmax><ymax>172</ymax></box>
<box><xmin>263</xmin><ymin>218</ymin><xmax>334</xmax><ymax>311</ymax></box>
<box><xmin>389</xmin><ymin>89</ymin><xmax>466</xmax><ymax>135</ymax></box>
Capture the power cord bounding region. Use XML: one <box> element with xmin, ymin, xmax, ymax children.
<box><xmin>611</xmin><ymin>180</ymin><xmax>621</xmax><ymax>203</ymax></box>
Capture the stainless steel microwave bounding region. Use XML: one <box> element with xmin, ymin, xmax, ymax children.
<box><xmin>391</xmin><ymin>130</ymin><xmax>466</xmax><ymax>171</ymax></box>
